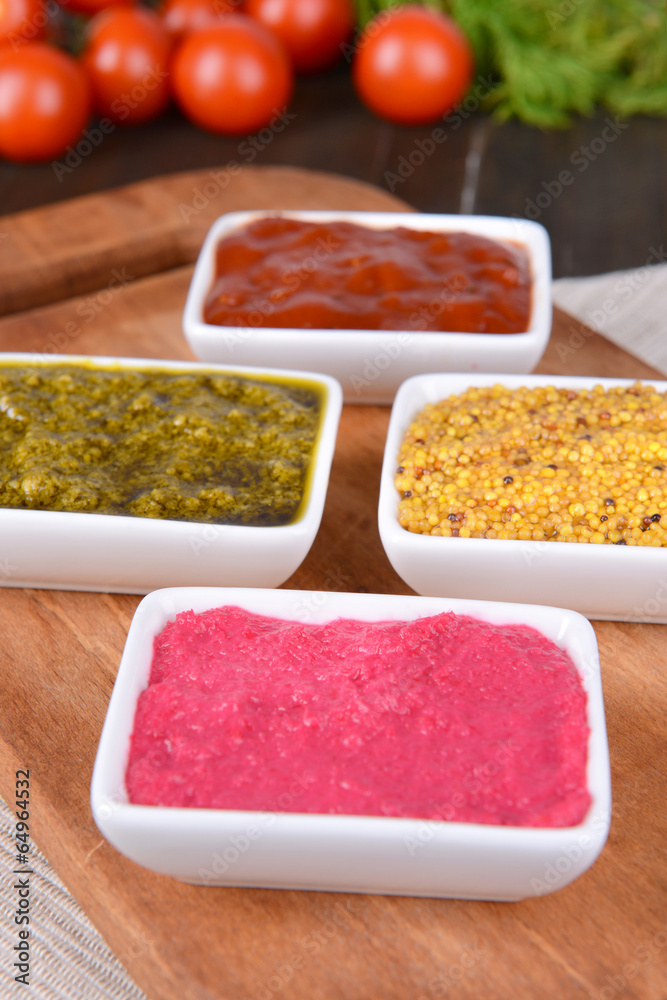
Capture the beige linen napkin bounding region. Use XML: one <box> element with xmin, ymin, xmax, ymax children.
<box><xmin>0</xmin><ymin>798</ymin><xmax>146</xmax><ymax>999</ymax></box>
<box><xmin>552</xmin><ymin>260</ymin><xmax>667</xmax><ymax>375</ymax></box>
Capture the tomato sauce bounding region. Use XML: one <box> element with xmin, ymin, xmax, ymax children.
<box><xmin>126</xmin><ymin>606</ymin><xmax>591</xmax><ymax>827</ymax></box>
<box><xmin>203</xmin><ymin>217</ymin><xmax>532</xmax><ymax>333</ymax></box>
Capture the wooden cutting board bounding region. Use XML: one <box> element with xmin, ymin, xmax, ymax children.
<box><xmin>0</xmin><ymin>167</ymin><xmax>665</xmax><ymax>1000</ymax></box>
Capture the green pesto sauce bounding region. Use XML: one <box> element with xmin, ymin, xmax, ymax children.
<box><xmin>0</xmin><ymin>363</ymin><xmax>323</xmax><ymax>526</ymax></box>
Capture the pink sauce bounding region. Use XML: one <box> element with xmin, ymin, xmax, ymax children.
<box><xmin>126</xmin><ymin>606</ymin><xmax>591</xmax><ymax>827</ymax></box>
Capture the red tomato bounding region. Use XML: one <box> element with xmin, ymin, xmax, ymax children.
<box><xmin>82</xmin><ymin>6</ymin><xmax>172</xmax><ymax>126</ymax></box>
<box><xmin>0</xmin><ymin>43</ymin><xmax>92</xmax><ymax>161</ymax></box>
<box><xmin>61</xmin><ymin>0</ymin><xmax>136</xmax><ymax>14</ymax></box>
<box><xmin>158</xmin><ymin>0</ymin><xmax>237</xmax><ymax>43</ymax></box>
<box><xmin>352</xmin><ymin>5</ymin><xmax>474</xmax><ymax>126</ymax></box>
<box><xmin>0</xmin><ymin>0</ymin><xmax>48</xmax><ymax>47</ymax></box>
<box><xmin>171</xmin><ymin>16</ymin><xmax>293</xmax><ymax>135</ymax></box>
<box><xmin>245</xmin><ymin>0</ymin><xmax>354</xmax><ymax>74</ymax></box>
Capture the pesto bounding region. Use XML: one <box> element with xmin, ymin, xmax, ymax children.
<box><xmin>0</xmin><ymin>363</ymin><xmax>322</xmax><ymax>526</ymax></box>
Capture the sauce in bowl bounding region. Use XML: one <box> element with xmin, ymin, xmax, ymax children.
<box><xmin>203</xmin><ymin>217</ymin><xmax>532</xmax><ymax>334</ymax></box>
<box><xmin>0</xmin><ymin>362</ymin><xmax>322</xmax><ymax>525</ymax></box>
<box><xmin>126</xmin><ymin>605</ymin><xmax>591</xmax><ymax>827</ymax></box>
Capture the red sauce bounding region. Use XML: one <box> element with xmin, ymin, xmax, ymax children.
<box><xmin>126</xmin><ymin>606</ymin><xmax>591</xmax><ymax>827</ymax></box>
<box><xmin>203</xmin><ymin>218</ymin><xmax>532</xmax><ymax>334</ymax></box>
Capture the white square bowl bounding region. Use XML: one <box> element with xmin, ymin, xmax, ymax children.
<box><xmin>0</xmin><ymin>354</ymin><xmax>341</xmax><ymax>593</ymax></box>
<box><xmin>90</xmin><ymin>586</ymin><xmax>611</xmax><ymax>901</ymax></box>
<box><xmin>379</xmin><ymin>372</ymin><xmax>667</xmax><ymax>622</ymax></box>
<box><xmin>182</xmin><ymin>210</ymin><xmax>552</xmax><ymax>405</ymax></box>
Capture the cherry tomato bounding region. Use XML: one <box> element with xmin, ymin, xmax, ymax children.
<box><xmin>82</xmin><ymin>6</ymin><xmax>172</xmax><ymax>126</ymax></box>
<box><xmin>0</xmin><ymin>43</ymin><xmax>92</xmax><ymax>161</ymax></box>
<box><xmin>171</xmin><ymin>16</ymin><xmax>293</xmax><ymax>135</ymax></box>
<box><xmin>61</xmin><ymin>0</ymin><xmax>136</xmax><ymax>14</ymax></box>
<box><xmin>0</xmin><ymin>0</ymin><xmax>48</xmax><ymax>47</ymax></box>
<box><xmin>158</xmin><ymin>0</ymin><xmax>237</xmax><ymax>43</ymax></box>
<box><xmin>245</xmin><ymin>0</ymin><xmax>354</xmax><ymax>74</ymax></box>
<box><xmin>352</xmin><ymin>5</ymin><xmax>474</xmax><ymax>126</ymax></box>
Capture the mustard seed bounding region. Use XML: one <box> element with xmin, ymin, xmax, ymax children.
<box><xmin>395</xmin><ymin>382</ymin><xmax>667</xmax><ymax>546</ymax></box>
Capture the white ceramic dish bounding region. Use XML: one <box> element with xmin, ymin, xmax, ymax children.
<box><xmin>91</xmin><ymin>586</ymin><xmax>610</xmax><ymax>900</ymax></box>
<box><xmin>0</xmin><ymin>354</ymin><xmax>341</xmax><ymax>594</ymax></box>
<box><xmin>182</xmin><ymin>210</ymin><xmax>552</xmax><ymax>405</ymax></box>
<box><xmin>379</xmin><ymin>372</ymin><xmax>667</xmax><ymax>622</ymax></box>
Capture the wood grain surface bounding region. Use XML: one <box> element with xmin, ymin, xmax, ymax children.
<box><xmin>0</xmin><ymin>167</ymin><xmax>665</xmax><ymax>1000</ymax></box>
<box><xmin>0</xmin><ymin>165</ymin><xmax>411</xmax><ymax>318</ymax></box>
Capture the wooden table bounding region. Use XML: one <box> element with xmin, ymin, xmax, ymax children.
<box><xmin>0</xmin><ymin>167</ymin><xmax>665</xmax><ymax>1000</ymax></box>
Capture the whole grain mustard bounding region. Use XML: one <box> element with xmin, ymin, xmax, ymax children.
<box><xmin>395</xmin><ymin>382</ymin><xmax>667</xmax><ymax>545</ymax></box>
